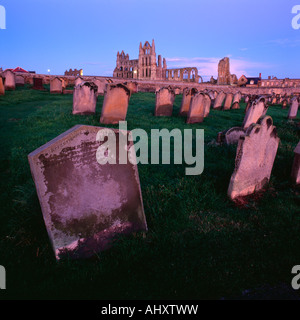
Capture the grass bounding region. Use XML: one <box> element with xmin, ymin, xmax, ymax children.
<box><xmin>0</xmin><ymin>85</ymin><xmax>299</xmax><ymax>299</ymax></box>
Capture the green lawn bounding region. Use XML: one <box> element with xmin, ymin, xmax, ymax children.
<box><xmin>0</xmin><ymin>86</ymin><xmax>299</xmax><ymax>299</ymax></box>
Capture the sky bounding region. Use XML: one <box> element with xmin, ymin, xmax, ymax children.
<box><xmin>0</xmin><ymin>0</ymin><xmax>299</xmax><ymax>81</ymax></box>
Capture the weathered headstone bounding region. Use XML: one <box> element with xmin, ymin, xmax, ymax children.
<box><xmin>124</xmin><ymin>81</ymin><xmax>138</xmax><ymax>94</ymax></box>
<box><xmin>4</xmin><ymin>70</ymin><xmax>15</xmax><ymax>91</ymax></box>
<box><xmin>243</xmin><ymin>97</ymin><xmax>268</xmax><ymax>129</ymax></box>
<box><xmin>232</xmin><ymin>92</ymin><xmax>241</xmax><ymax>109</ymax></box>
<box><xmin>179</xmin><ymin>87</ymin><xmax>198</xmax><ymax>116</ymax></box>
<box><xmin>0</xmin><ymin>77</ymin><xmax>5</xmax><ymax>96</ymax></box>
<box><xmin>291</xmin><ymin>142</ymin><xmax>300</xmax><ymax>185</ymax></box>
<box><xmin>28</xmin><ymin>125</ymin><xmax>147</xmax><ymax>260</ymax></box>
<box><xmin>91</xmin><ymin>78</ymin><xmax>106</xmax><ymax>96</ymax></box>
<box><xmin>100</xmin><ymin>83</ymin><xmax>131</xmax><ymax>124</ymax></box>
<box><xmin>203</xmin><ymin>93</ymin><xmax>212</xmax><ymax>118</ymax></box>
<box><xmin>50</xmin><ymin>77</ymin><xmax>63</xmax><ymax>94</ymax></box>
<box><xmin>223</xmin><ymin>93</ymin><xmax>233</xmax><ymax>110</ymax></box>
<box><xmin>218</xmin><ymin>127</ymin><xmax>246</xmax><ymax>145</ymax></box>
<box><xmin>228</xmin><ymin>116</ymin><xmax>280</xmax><ymax>199</ymax></box>
<box><xmin>75</xmin><ymin>77</ymin><xmax>84</xmax><ymax>86</ymax></box>
<box><xmin>213</xmin><ymin>91</ymin><xmax>226</xmax><ymax>110</ymax></box>
<box><xmin>288</xmin><ymin>97</ymin><xmax>299</xmax><ymax>119</ymax></box>
<box><xmin>73</xmin><ymin>81</ymin><xmax>98</xmax><ymax>115</ymax></box>
<box><xmin>187</xmin><ymin>92</ymin><xmax>205</xmax><ymax>124</ymax></box>
<box><xmin>155</xmin><ymin>87</ymin><xmax>175</xmax><ymax>116</ymax></box>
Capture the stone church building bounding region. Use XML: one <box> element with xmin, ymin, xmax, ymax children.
<box><xmin>113</xmin><ymin>39</ymin><xmax>199</xmax><ymax>83</ymax></box>
<box><xmin>113</xmin><ymin>39</ymin><xmax>167</xmax><ymax>81</ymax></box>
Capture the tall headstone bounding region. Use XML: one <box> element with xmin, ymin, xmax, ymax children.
<box><xmin>4</xmin><ymin>70</ymin><xmax>15</xmax><ymax>91</ymax></box>
<box><xmin>155</xmin><ymin>87</ymin><xmax>175</xmax><ymax>116</ymax></box>
<box><xmin>100</xmin><ymin>83</ymin><xmax>131</xmax><ymax>124</ymax></box>
<box><xmin>73</xmin><ymin>81</ymin><xmax>98</xmax><ymax>115</ymax></box>
<box><xmin>243</xmin><ymin>97</ymin><xmax>268</xmax><ymax>129</ymax></box>
<box><xmin>179</xmin><ymin>87</ymin><xmax>198</xmax><ymax>116</ymax></box>
<box><xmin>203</xmin><ymin>93</ymin><xmax>212</xmax><ymax>118</ymax></box>
<box><xmin>288</xmin><ymin>97</ymin><xmax>299</xmax><ymax>120</ymax></box>
<box><xmin>187</xmin><ymin>92</ymin><xmax>205</xmax><ymax>124</ymax></box>
<box><xmin>228</xmin><ymin>116</ymin><xmax>280</xmax><ymax>199</ymax></box>
<box><xmin>28</xmin><ymin>125</ymin><xmax>147</xmax><ymax>260</ymax></box>
<box><xmin>291</xmin><ymin>142</ymin><xmax>300</xmax><ymax>185</ymax></box>
<box><xmin>213</xmin><ymin>91</ymin><xmax>226</xmax><ymax>110</ymax></box>
<box><xmin>223</xmin><ymin>93</ymin><xmax>233</xmax><ymax>110</ymax></box>
<box><xmin>232</xmin><ymin>92</ymin><xmax>241</xmax><ymax>109</ymax></box>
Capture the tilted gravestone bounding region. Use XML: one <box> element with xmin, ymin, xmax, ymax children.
<box><xmin>288</xmin><ymin>97</ymin><xmax>299</xmax><ymax>120</ymax></box>
<box><xmin>243</xmin><ymin>97</ymin><xmax>268</xmax><ymax>129</ymax></box>
<box><xmin>213</xmin><ymin>91</ymin><xmax>226</xmax><ymax>110</ymax></box>
<box><xmin>155</xmin><ymin>87</ymin><xmax>175</xmax><ymax>116</ymax></box>
<box><xmin>28</xmin><ymin>125</ymin><xmax>147</xmax><ymax>260</ymax></box>
<box><xmin>100</xmin><ymin>83</ymin><xmax>131</xmax><ymax>124</ymax></box>
<box><xmin>223</xmin><ymin>93</ymin><xmax>233</xmax><ymax>110</ymax></box>
<box><xmin>291</xmin><ymin>142</ymin><xmax>300</xmax><ymax>185</ymax></box>
<box><xmin>50</xmin><ymin>77</ymin><xmax>63</xmax><ymax>94</ymax></box>
<box><xmin>73</xmin><ymin>81</ymin><xmax>98</xmax><ymax>115</ymax></box>
<box><xmin>4</xmin><ymin>70</ymin><xmax>15</xmax><ymax>91</ymax></box>
<box><xmin>187</xmin><ymin>92</ymin><xmax>206</xmax><ymax>124</ymax></box>
<box><xmin>228</xmin><ymin>116</ymin><xmax>280</xmax><ymax>199</ymax></box>
<box><xmin>232</xmin><ymin>92</ymin><xmax>241</xmax><ymax>109</ymax></box>
<box><xmin>179</xmin><ymin>87</ymin><xmax>198</xmax><ymax>116</ymax></box>
<box><xmin>0</xmin><ymin>77</ymin><xmax>5</xmax><ymax>96</ymax></box>
<box><xmin>203</xmin><ymin>93</ymin><xmax>212</xmax><ymax>118</ymax></box>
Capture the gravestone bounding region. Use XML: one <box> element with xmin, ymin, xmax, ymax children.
<box><xmin>228</xmin><ymin>116</ymin><xmax>280</xmax><ymax>199</ymax></box>
<box><xmin>0</xmin><ymin>77</ymin><xmax>5</xmax><ymax>96</ymax></box>
<box><xmin>223</xmin><ymin>93</ymin><xmax>233</xmax><ymax>110</ymax></box>
<box><xmin>218</xmin><ymin>127</ymin><xmax>246</xmax><ymax>145</ymax></box>
<box><xmin>15</xmin><ymin>75</ymin><xmax>25</xmax><ymax>87</ymax></box>
<box><xmin>100</xmin><ymin>83</ymin><xmax>131</xmax><ymax>124</ymax></box>
<box><xmin>291</xmin><ymin>142</ymin><xmax>300</xmax><ymax>185</ymax></box>
<box><xmin>123</xmin><ymin>81</ymin><xmax>138</xmax><ymax>94</ymax></box>
<box><xmin>50</xmin><ymin>77</ymin><xmax>63</xmax><ymax>94</ymax></box>
<box><xmin>155</xmin><ymin>87</ymin><xmax>175</xmax><ymax>116</ymax></box>
<box><xmin>243</xmin><ymin>97</ymin><xmax>268</xmax><ymax>129</ymax></box>
<box><xmin>33</xmin><ymin>77</ymin><xmax>44</xmax><ymax>90</ymax></box>
<box><xmin>28</xmin><ymin>125</ymin><xmax>147</xmax><ymax>260</ymax></box>
<box><xmin>179</xmin><ymin>88</ymin><xmax>198</xmax><ymax>116</ymax></box>
<box><xmin>91</xmin><ymin>78</ymin><xmax>106</xmax><ymax>96</ymax></box>
<box><xmin>73</xmin><ymin>81</ymin><xmax>98</xmax><ymax>115</ymax></box>
<box><xmin>75</xmin><ymin>77</ymin><xmax>84</xmax><ymax>86</ymax></box>
<box><xmin>213</xmin><ymin>91</ymin><xmax>226</xmax><ymax>110</ymax></box>
<box><xmin>4</xmin><ymin>70</ymin><xmax>15</xmax><ymax>91</ymax></box>
<box><xmin>187</xmin><ymin>92</ymin><xmax>205</xmax><ymax>124</ymax></box>
<box><xmin>203</xmin><ymin>93</ymin><xmax>212</xmax><ymax>118</ymax></box>
<box><xmin>232</xmin><ymin>92</ymin><xmax>241</xmax><ymax>109</ymax></box>
<box><xmin>288</xmin><ymin>97</ymin><xmax>299</xmax><ymax>119</ymax></box>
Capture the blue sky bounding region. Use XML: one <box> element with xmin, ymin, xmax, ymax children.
<box><xmin>0</xmin><ymin>0</ymin><xmax>299</xmax><ymax>80</ymax></box>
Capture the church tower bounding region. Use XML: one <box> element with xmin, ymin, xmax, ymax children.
<box><xmin>138</xmin><ymin>39</ymin><xmax>157</xmax><ymax>80</ymax></box>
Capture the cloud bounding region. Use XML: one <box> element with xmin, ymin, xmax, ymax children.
<box><xmin>165</xmin><ymin>56</ymin><xmax>273</xmax><ymax>80</ymax></box>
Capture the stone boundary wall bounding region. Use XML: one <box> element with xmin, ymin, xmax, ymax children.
<box><xmin>2</xmin><ymin>72</ymin><xmax>299</xmax><ymax>96</ymax></box>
